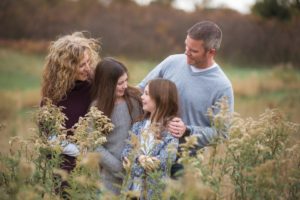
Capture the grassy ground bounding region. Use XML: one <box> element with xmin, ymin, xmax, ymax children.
<box><xmin>0</xmin><ymin>47</ymin><xmax>299</xmax><ymax>154</ymax></box>
<box><xmin>0</xmin><ymin>48</ymin><xmax>43</xmax><ymax>90</ymax></box>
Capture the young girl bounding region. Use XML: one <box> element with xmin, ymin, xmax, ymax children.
<box><xmin>122</xmin><ymin>78</ymin><xmax>179</xmax><ymax>199</ymax></box>
<box><xmin>91</xmin><ymin>57</ymin><xmax>142</xmax><ymax>195</ymax></box>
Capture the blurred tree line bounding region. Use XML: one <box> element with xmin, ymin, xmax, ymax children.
<box><xmin>0</xmin><ymin>0</ymin><xmax>300</xmax><ymax>67</ymax></box>
<box><xmin>252</xmin><ymin>0</ymin><xmax>300</xmax><ymax>21</ymax></box>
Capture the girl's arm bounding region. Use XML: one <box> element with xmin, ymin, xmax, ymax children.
<box><xmin>121</xmin><ymin>123</ymin><xmax>146</xmax><ymax>178</ymax></box>
<box><xmin>96</xmin><ymin>146</ymin><xmax>123</xmax><ymax>178</ymax></box>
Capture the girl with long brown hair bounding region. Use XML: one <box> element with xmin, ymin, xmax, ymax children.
<box><xmin>121</xmin><ymin>78</ymin><xmax>179</xmax><ymax>199</ymax></box>
<box><xmin>91</xmin><ymin>57</ymin><xmax>142</xmax><ymax>195</ymax></box>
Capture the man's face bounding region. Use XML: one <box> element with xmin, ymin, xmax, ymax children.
<box><xmin>185</xmin><ymin>35</ymin><xmax>211</xmax><ymax>68</ymax></box>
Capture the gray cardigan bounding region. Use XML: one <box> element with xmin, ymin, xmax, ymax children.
<box><xmin>95</xmin><ymin>99</ymin><xmax>142</xmax><ymax>194</ymax></box>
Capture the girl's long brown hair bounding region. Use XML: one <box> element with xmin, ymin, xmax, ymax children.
<box><xmin>91</xmin><ymin>57</ymin><xmax>142</xmax><ymax>123</ymax></box>
<box><xmin>146</xmin><ymin>78</ymin><xmax>179</xmax><ymax>126</ymax></box>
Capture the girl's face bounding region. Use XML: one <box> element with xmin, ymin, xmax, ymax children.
<box><xmin>75</xmin><ymin>50</ymin><xmax>91</xmax><ymax>81</ymax></box>
<box><xmin>115</xmin><ymin>73</ymin><xmax>128</xmax><ymax>98</ymax></box>
<box><xmin>141</xmin><ymin>85</ymin><xmax>156</xmax><ymax>114</ymax></box>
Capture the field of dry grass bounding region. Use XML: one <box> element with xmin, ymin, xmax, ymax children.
<box><xmin>0</xmin><ymin>47</ymin><xmax>299</xmax><ymax>154</ymax></box>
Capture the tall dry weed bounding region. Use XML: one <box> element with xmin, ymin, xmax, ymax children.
<box><xmin>1</xmin><ymin>97</ymin><xmax>299</xmax><ymax>199</ymax></box>
<box><xmin>162</xmin><ymin>98</ymin><xmax>300</xmax><ymax>200</ymax></box>
<box><xmin>0</xmin><ymin>100</ymin><xmax>114</xmax><ymax>199</ymax></box>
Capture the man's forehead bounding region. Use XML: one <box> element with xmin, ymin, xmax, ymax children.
<box><xmin>185</xmin><ymin>36</ymin><xmax>204</xmax><ymax>48</ymax></box>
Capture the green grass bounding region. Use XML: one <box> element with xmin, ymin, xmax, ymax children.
<box><xmin>0</xmin><ymin>68</ymin><xmax>41</xmax><ymax>90</ymax></box>
<box><xmin>117</xmin><ymin>56</ymin><xmax>158</xmax><ymax>85</ymax></box>
<box><xmin>0</xmin><ymin>48</ymin><xmax>43</xmax><ymax>90</ymax></box>
<box><xmin>223</xmin><ymin>66</ymin><xmax>268</xmax><ymax>79</ymax></box>
<box><xmin>0</xmin><ymin>47</ymin><xmax>299</xmax><ymax>122</ymax></box>
<box><xmin>222</xmin><ymin>61</ymin><xmax>300</xmax><ymax>79</ymax></box>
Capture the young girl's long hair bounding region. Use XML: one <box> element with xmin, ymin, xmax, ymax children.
<box><xmin>145</xmin><ymin>78</ymin><xmax>179</xmax><ymax>126</ymax></box>
<box><xmin>91</xmin><ymin>57</ymin><xmax>142</xmax><ymax>123</ymax></box>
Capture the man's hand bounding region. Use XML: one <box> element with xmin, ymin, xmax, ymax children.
<box><xmin>167</xmin><ymin>117</ymin><xmax>187</xmax><ymax>138</ymax></box>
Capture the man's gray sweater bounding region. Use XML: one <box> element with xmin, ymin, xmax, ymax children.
<box><xmin>139</xmin><ymin>54</ymin><xmax>234</xmax><ymax>148</ymax></box>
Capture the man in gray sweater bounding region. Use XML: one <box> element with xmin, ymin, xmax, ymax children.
<box><xmin>138</xmin><ymin>21</ymin><xmax>234</xmax><ymax>175</ymax></box>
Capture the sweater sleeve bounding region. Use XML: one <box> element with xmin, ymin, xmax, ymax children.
<box><xmin>121</xmin><ymin>122</ymin><xmax>140</xmax><ymax>160</ymax></box>
<box><xmin>48</xmin><ymin>135</ymin><xmax>79</xmax><ymax>157</ymax></box>
<box><xmin>121</xmin><ymin>122</ymin><xmax>146</xmax><ymax>178</ymax></box>
<box><xmin>88</xmin><ymin>113</ymin><xmax>123</xmax><ymax>178</ymax></box>
<box><xmin>186</xmin><ymin>86</ymin><xmax>234</xmax><ymax>148</ymax></box>
<box><xmin>186</xmin><ymin>125</ymin><xmax>218</xmax><ymax>149</ymax></box>
<box><xmin>154</xmin><ymin>136</ymin><xmax>178</xmax><ymax>174</ymax></box>
<box><xmin>138</xmin><ymin>56</ymin><xmax>172</xmax><ymax>90</ymax></box>
<box><xmin>95</xmin><ymin>146</ymin><xmax>123</xmax><ymax>178</ymax></box>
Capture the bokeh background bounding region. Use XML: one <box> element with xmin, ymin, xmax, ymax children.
<box><xmin>0</xmin><ymin>0</ymin><xmax>300</xmax><ymax>153</ymax></box>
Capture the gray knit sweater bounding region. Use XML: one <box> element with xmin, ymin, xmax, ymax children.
<box><xmin>138</xmin><ymin>54</ymin><xmax>234</xmax><ymax>148</ymax></box>
<box><xmin>95</xmin><ymin>99</ymin><xmax>142</xmax><ymax>194</ymax></box>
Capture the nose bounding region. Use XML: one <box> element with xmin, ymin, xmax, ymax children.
<box><xmin>121</xmin><ymin>82</ymin><xmax>127</xmax><ymax>90</ymax></box>
<box><xmin>83</xmin><ymin>59</ymin><xmax>91</xmax><ymax>71</ymax></box>
<box><xmin>84</xmin><ymin>62</ymin><xmax>90</xmax><ymax>71</ymax></box>
<box><xmin>83</xmin><ymin>64</ymin><xmax>91</xmax><ymax>77</ymax></box>
<box><xmin>185</xmin><ymin>47</ymin><xmax>191</xmax><ymax>56</ymax></box>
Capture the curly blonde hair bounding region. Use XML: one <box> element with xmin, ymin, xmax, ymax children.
<box><xmin>41</xmin><ymin>32</ymin><xmax>101</xmax><ymax>104</ymax></box>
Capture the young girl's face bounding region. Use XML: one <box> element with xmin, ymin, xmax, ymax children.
<box><xmin>115</xmin><ymin>73</ymin><xmax>128</xmax><ymax>98</ymax></box>
<box><xmin>141</xmin><ymin>85</ymin><xmax>156</xmax><ymax>114</ymax></box>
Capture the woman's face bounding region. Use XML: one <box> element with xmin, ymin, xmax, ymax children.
<box><xmin>75</xmin><ymin>50</ymin><xmax>91</xmax><ymax>81</ymax></box>
<box><xmin>141</xmin><ymin>85</ymin><xmax>156</xmax><ymax>114</ymax></box>
<box><xmin>115</xmin><ymin>73</ymin><xmax>128</xmax><ymax>99</ymax></box>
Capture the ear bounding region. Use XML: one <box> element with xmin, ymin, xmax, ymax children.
<box><xmin>208</xmin><ymin>48</ymin><xmax>216</xmax><ymax>56</ymax></box>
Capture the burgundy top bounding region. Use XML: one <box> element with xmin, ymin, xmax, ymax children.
<box><xmin>57</xmin><ymin>80</ymin><xmax>92</xmax><ymax>134</ymax></box>
<box><xmin>40</xmin><ymin>81</ymin><xmax>91</xmax><ymax>173</ymax></box>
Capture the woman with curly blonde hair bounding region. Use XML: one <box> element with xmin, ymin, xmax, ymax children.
<box><xmin>41</xmin><ymin>32</ymin><xmax>101</xmax><ymax>198</ymax></box>
<box><xmin>42</xmin><ymin>32</ymin><xmax>101</xmax><ymax>132</ymax></box>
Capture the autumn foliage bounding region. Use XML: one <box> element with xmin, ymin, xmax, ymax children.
<box><xmin>0</xmin><ymin>0</ymin><xmax>300</xmax><ymax>67</ymax></box>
